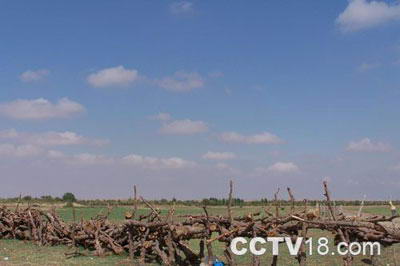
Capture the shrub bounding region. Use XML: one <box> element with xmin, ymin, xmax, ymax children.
<box><xmin>62</xmin><ymin>192</ymin><xmax>76</xmax><ymax>202</ymax></box>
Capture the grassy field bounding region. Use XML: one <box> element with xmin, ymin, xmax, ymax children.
<box><xmin>1</xmin><ymin>205</ymin><xmax>399</xmax><ymax>265</ymax></box>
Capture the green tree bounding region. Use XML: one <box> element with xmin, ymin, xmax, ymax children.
<box><xmin>23</xmin><ymin>195</ymin><xmax>32</xmax><ymax>201</ymax></box>
<box><xmin>62</xmin><ymin>192</ymin><xmax>76</xmax><ymax>202</ymax></box>
<box><xmin>41</xmin><ymin>195</ymin><xmax>53</xmax><ymax>201</ymax></box>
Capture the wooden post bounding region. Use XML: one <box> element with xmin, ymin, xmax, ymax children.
<box><xmin>72</xmin><ymin>202</ymin><xmax>76</xmax><ymax>222</ymax></box>
<box><xmin>128</xmin><ymin>185</ymin><xmax>137</xmax><ymax>262</ymax></box>
<box><xmin>298</xmin><ymin>199</ymin><xmax>308</xmax><ymax>266</ymax></box>
<box><xmin>226</xmin><ymin>180</ymin><xmax>236</xmax><ymax>266</ymax></box>
<box><xmin>271</xmin><ymin>255</ymin><xmax>278</xmax><ymax>266</ymax></box>
<box><xmin>15</xmin><ymin>193</ymin><xmax>22</xmax><ymax>212</ymax></box>
<box><xmin>323</xmin><ymin>181</ymin><xmax>353</xmax><ymax>266</ymax></box>
<box><xmin>274</xmin><ymin>188</ymin><xmax>280</xmax><ymax>218</ymax></box>
<box><xmin>390</xmin><ymin>200</ymin><xmax>397</xmax><ymax>216</ymax></box>
<box><xmin>357</xmin><ymin>195</ymin><xmax>366</xmax><ymax>217</ymax></box>
<box><xmin>287</xmin><ymin>187</ymin><xmax>295</xmax><ymax>214</ymax></box>
<box><xmin>228</xmin><ymin>180</ymin><xmax>233</xmax><ymax>224</ymax></box>
<box><xmin>133</xmin><ymin>185</ymin><xmax>138</xmax><ymax>219</ymax></box>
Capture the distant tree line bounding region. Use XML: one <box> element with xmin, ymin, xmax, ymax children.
<box><xmin>0</xmin><ymin>193</ymin><xmax>398</xmax><ymax>207</ymax></box>
<box><xmin>0</xmin><ymin>193</ymin><xmax>77</xmax><ymax>204</ymax></box>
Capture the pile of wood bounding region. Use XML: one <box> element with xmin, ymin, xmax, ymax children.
<box><xmin>1</xmin><ymin>182</ymin><xmax>400</xmax><ymax>266</ymax></box>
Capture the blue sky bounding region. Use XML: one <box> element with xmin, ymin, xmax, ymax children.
<box><xmin>0</xmin><ymin>0</ymin><xmax>400</xmax><ymax>200</ymax></box>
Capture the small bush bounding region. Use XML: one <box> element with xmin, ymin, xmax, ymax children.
<box><xmin>62</xmin><ymin>192</ymin><xmax>76</xmax><ymax>202</ymax></box>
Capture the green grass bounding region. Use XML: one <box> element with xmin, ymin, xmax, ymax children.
<box><xmin>0</xmin><ymin>239</ymin><xmax>133</xmax><ymax>265</ymax></box>
<box><xmin>344</xmin><ymin>205</ymin><xmax>394</xmax><ymax>216</ymax></box>
<box><xmin>1</xmin><ymin>205</ymin><xmax>399</xmax><ymax>265</ymax></box>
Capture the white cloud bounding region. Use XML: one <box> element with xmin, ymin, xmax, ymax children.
<box><xmin>45</xmin><ymin>149</ymin><xmax>196</xmax><ymax>168</ymax></box>
<box><xmin>20</xmin><ymin>69</ymin><xmax>49</xmax><ymax>82</ymax></box>
<box><xmin>0</xmin><ymin>143</ymin><xmax>198</xmax><ymax>170</ymax></box>
<box><xmin>346</xmin><ymin>138</ymin><xmax>391</xmax><ymax>152</ymax></box>
<box><xmin>161</xmin><ymin>157</ymin><xmax>196</xmax><ymax>169</ymax></box>
<box><xmin>70</xmin><ymin>153</ymin><xmax>114</xmax><ymax>165</ymax></box>
<box><xmin>47</xmin><ymin>150</ymin><xmax>66</xmax><ymax>159</ymax></box>
<box><xmin>0</xmin><ymin>143</ymin><xmax>43</xmax><ymax>158</ymax></box>
<box><xmin>358</xmin><ymin>62</ymin><xmax>380</xmax><ymax>72</ymax></box>
<box><xmin>215</xmin><ymin>162</ymin><xmax>230</xmax><ymax>169</ymax></box>
<box><xmin>122</xmin><ymin>154</ymin><xmax>196</xmax><ymax>169</ymax></box>
<box><xmin>0</xmin><ymin>98</ymin><xmax>85</xmax><ymax>120</ymax></box>
<box><xmin>32</xmin><ymin>131</ymin><xmax>108</xmax><ymax>146</ymax></box>
<box><xmin>45</xmin><ymin>151</ymin><xmax>114</xmax><ymax>165</ymax></box>
<box><xmin>150</xmin><ymin>112</ymin><xmax>172</xmax><ymax>121</ymax></box>
<box><xmin>170</xmin><ymin>1</ymin><xmax>194</xmax><ymax>14</ymax></box>
<box><xmin>87</xmin><ymin>66</ymin><xmax>139</xmax><ymax>88</ymax></box>
<box><xmin>254</xmin><ymin>162</ymin><xmax>300</xmax><ymax>175</ymax></box>
<box><xmin>214</xmin><ymin>162</ymin><xmax>240</xmax><ymax>174</ymax></box>
<box><xmin>0</xmin><ymin>129</ymin><xmax>108</xmax><ymax>147</ymax></box>
<box><xmin>46</xmin><ymin>151</ymin><xmax>195</xmax><ymax>169</ymax></box>
<box><xmin>336</xmin><ymin>0</ymin><xmax>400</xmax><ymax>32</ymax></box>
<box><xmin>220</xmin><ymin>131</ymin><xmax>284</xmax><ymax>144</ymax></box>
<box><xmin>157</xmin><ymin>71</ymin><xmax>204</xmax><ymax>92</ymax></box>
<box><xmin>160</xmin><ymin>119</ymin><xmax>208</xmax><ymax>135</ymax></box>
<box><xmin>202</xmin><ymin>151</ymin><xmax>236</xmax><ymax>160</ymax></box>
<box><xmin>267</xmin><ymin>162</ymin><xmax>300</xmax><ymax>173</ymax></box>
<box><xmin>0</xmin><ymin>128</ymin><xmax>19</xmax><ymax>138</ymax></box>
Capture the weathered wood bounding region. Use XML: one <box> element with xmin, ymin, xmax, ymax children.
<box><xmin>287</xmin><ymin>187</ymin><xmax>295</xmax><ymax>214</ymax></box>
<box><xmin>1</xmin><ymin>182</ymin><xmax>400</xmax><ymax>265</ymax></box>
<box><xmin>323</xmin><ymin>181</ymin><xmax>353</xmax><ymax>266</ymax></box>
<box><xmin>228</xmin><ymin>180</ymin><xmax>233</xmax><ymax>224</ymax></box>
<box><xmin>274</xmin><ymin>188</ymin><xmax>280</xmax><ymax>218</ymax></box>
<box><xmin>133</xmin><ymin>185</ymin><xmax>138</xmax><ymax>219</ymax></box>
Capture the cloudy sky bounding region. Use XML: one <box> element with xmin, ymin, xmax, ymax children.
<box><xmin>1</xmin><ymin>0</ymin><xmax>400</xmax><ymax>200</ymax></box>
